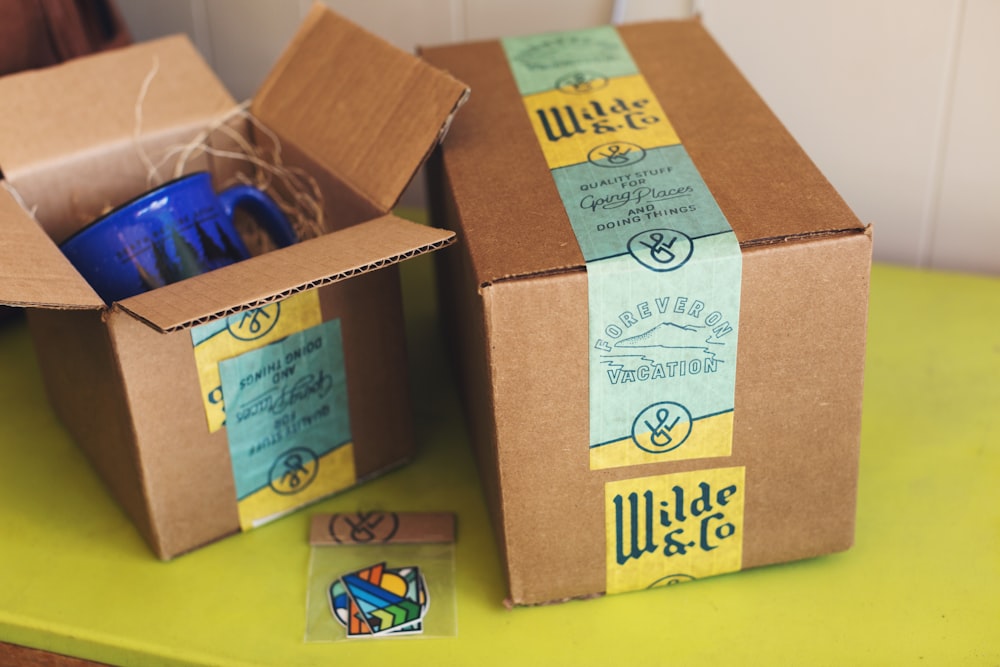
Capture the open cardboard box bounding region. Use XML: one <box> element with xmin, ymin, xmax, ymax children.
<box><xmin>423</xmin><ymin>21</ymin><xmax>872</xmax><ymax>605</ymax></box>
<box><xmin>0</xmin><ymin>5</ymin><xmax>468</xmax><ymax>559</ymax></box>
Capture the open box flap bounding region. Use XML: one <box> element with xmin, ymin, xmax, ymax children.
<box><xmin>0</xmin><ymin>34</ymin><xmax>232</xmax><ymax>179</ymax></box>
<box><xmin>0</xmin><ymin>184</ymin><xmax>104</xmax><ymax>310</ymax></box>
<box><xmin>0</xmin><ymin>35</ymin><xmax>237</xmax><ymax>244</ymax></box>
<box><xmin>252</xmin><ymin>3</ymin><xmax>470</xmax><ymax>215</ymax></box>
<box><xmin>116</xmin><ymin>214</ymin><xmax>455</xmax><ymax>332</ymax></box>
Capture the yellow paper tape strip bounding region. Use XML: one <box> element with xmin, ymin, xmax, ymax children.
<box><xmin>605</xmin><ymin>466</ymin><xmax>745</xmax><ymax>594</ymax></box>
<box><xmin>192</xmin><ymin>290</ymin><xmax>323</xmax><ymax>432</ymax></box>
<box><xmin>590</xmin><ymin>410</ymin><xmax>734</xmax><ymax>470</ymax></box>
<box><xmin>237</xmin><ymin>443</ymin><xmax>356</xmax><ymax>530</ymax></box>
<box><xmin>519</xmin><ymin>74</ymin><xmax>681</xmax><ymax>170</ymax></box>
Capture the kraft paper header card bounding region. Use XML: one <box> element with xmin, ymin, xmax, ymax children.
<box><xmin>310</xmin><ymin>512</ymin><xmax>457</xmax><ymax>546</ymax></box>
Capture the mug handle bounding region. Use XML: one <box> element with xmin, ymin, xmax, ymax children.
<box><xmin>217</xmin><ymin>185</ymin><xmax>298</xmax><ymax>248</ymax></box>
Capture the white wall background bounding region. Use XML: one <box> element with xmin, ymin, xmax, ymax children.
<box><xmin>116</xmin><ymin>0</ymin><xmax>999</xmax><ymax>275</ymax></box>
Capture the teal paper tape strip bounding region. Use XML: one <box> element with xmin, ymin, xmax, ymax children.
<box><xmin>502</xmin><ymin>27</ymin><xmax>742</xmax><ymax>470</ymax></box>
<box><xmin>218</xmin><ymin>318</ymin><xmax>351</xmax><ymax>500</ymax></box>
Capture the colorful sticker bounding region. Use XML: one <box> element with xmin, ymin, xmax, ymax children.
<box><xmin>605</xmin><ymin>467</ymin><xmax>745</xmax><ymax>594</ymax></box>
<box><xmin>217</xmin><ymin>318</ymin><xmax>354</xmax><ymax>530</ymax></box>
<box><xmin>501</xmin><ymin>27</ymin><xmax>742</xmax><ymax>472</ymax></box>
<box><xmin>191</xmin><ymin>291</ymin><xmax>323</xmax><ymax>432</ymax></box>
<box><xmin>329</xmin><ymin>562</ymin><xmax>430</xmax><ymax>638</ymax></box>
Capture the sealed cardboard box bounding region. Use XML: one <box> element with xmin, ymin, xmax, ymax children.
<box><xmin>0</xmin><ymin>5</ymin><xmax>468</xmax><ymax>559</ymax></box>
<box><xmin>423</xmin><ymin>21</ymin><xmax>871</xmax><ymax>605</ymax></box>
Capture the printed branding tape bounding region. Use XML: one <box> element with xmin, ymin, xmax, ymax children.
<box><xmin>191</xmin><ymin>290</ymin><xmax>323</xmax><ymax>433</ymax></box>
<box><xmin>501</xmin><ymin>27</ymin><xmax>742</xmax><ymax>473</ymax></box>
<box><xmin>190</xmin><ymin>294</ymin><xmax>356</xmax><ymax>530</ymax></box>
<box><xmin>502</xmin><ymin>26</ymin><xmax>745</xmax><ymax>593</ymax></box>
<box><xmin>605</xmin><ymin>467</ymin><xmax>745</xmax><ymax>593</ymax></box>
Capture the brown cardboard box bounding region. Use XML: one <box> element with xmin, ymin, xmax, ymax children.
<box><xmin>422</xmin><ymin>21</ymin><xmax>872</xmax><ymax>605</ymax></box>
<box><xmin>0</xmin><ymin>5</ymin><xmax>468</xmax><ymax>559</ymax></box>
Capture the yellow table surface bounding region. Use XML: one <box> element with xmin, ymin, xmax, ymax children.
<box><xmin>1</xmin><ymin>253</ymin><xmax>998</xmax><ymax>666</ymax></box>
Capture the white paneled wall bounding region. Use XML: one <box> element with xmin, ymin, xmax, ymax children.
<box><xmin>695</xmin><ymin>0</ymin><xmax>999</xmax><ymax>274</ymax></box>
<box><xmin>696</xmin><ymin>0</ymin><xmax>961</xmax><ymax>269</ymax></box>
<box><xmin>116</xmin><ymin>0</ymin><xmax>998</xmax><ymax>274</ymax></box>
<box><xmin>116</xmin><ymin>0</ymin><xmax>691</xmax><ymax>101</ymax></box>
<box><xmin>928</xmin><ymin>0</ymin><xmax>1000</xmax><ymax>274</ymax></box>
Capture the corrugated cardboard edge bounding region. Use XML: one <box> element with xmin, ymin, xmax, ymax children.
<box><xmin>115</xmin><ymin>214</ymin><xmax>455</xmax><ymax>332</ymax></box>
<box><xmin>0</xmin><ymin>182</ymin><xmax>104</xmax><ymax>309</ymax></box>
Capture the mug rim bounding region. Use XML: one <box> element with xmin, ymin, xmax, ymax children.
<box><xmin>59</xmin><ymin>171</ymin><xmax>211</xmax><ymax>249</ymax></box>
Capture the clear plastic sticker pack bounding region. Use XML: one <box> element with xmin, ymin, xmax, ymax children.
<box><xmin>305</xmin><ymin>511</ymin><xmax>457</xmax><ymax>641</ymax></box>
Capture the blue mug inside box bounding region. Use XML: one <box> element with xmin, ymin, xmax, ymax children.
<box><xmin>59</xmin><ymin>171</ymin><xmax>298</xmax><ymax>304</ymax></box>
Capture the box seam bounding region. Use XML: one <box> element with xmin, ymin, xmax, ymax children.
<box><xmin>480</xmin><ymin>285</ymin><xmax>520</xmax><ymax>600</ymax></box>
<box><xmin>477</xmin><ymin>227</ymin><xmax>868</xmax><ymax>289</ymax></box>
<box><xmin>104</xmin><ymin>306</ymin><xmax>169</xmax><ymax>557</ymax></box>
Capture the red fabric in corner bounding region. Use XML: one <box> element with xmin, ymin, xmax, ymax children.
<box><xmin>0</xmin><ymin>0</ymin><xmax>131</xmax><ymax>75</ymax></box>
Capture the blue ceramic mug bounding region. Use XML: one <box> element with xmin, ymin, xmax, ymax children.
<box><xmin>60</xmin><ymin>171</ymin><xmax>297</xmax><ymax>303</ymax></box>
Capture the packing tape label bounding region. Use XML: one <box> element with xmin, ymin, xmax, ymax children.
<box><xmin>501</xmin><ymin>27</ymin><xmax>742</xmax><ymax>472</ymax></box>
<box><xmin>605</xmin><ymin>466</ymin><xmax>745</xmax><ymax>593</ymax></box>
<box><xmin>217</xmin><ymin>318</ymin><xmax>354</xmax><ymax>530</ymax></box>
<box><xmin>191</xmin><ymin>290</ymin><xmax>323</xmax><ymax>433</ymax></box>
<box><xmin>190</xmin><ymin>292</ymin><xmax>356</xmax><ymax>530</ymax></box>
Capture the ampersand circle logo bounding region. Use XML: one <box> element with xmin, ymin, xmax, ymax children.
<box><xmin>587</xmin><ymin>141</ymin><xmax>646</xmax><ymax>168</ymax></box>
<box><xmin>327</xmin><ymin>512</ymin><xmax>401</xmax><ymax>544</ymax></box>
<box><xmin>268</xmin><ymin>447</ymin><xmax>318</xmax><ymax>495</ymax></box>
<box><xmin>631</xmin><ymin>401</ymin><xmax>693</xmax><ymax>454</ymax></box>
<box><xmin>227</xmin><ymin>302</ymin><xmax>281</xmax><ymax>341</ymax></box>
<box><xmin>627</xmin><ymin>228</ymin><xmax>694</xmax><ymax>272</ymax></box>
<box><xmin>555</xmin><ymin>70</ymin><xmax>609</xmax><ymax>94</ymax></box>
<box><xmin>648</xmin><ymin>573</ymin><xmax>697</xmax><ymax>588</ymax></box>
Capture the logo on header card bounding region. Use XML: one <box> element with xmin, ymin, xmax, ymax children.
<box><xmin>328</xmin><ymin>511</ymin><xmax>401</xmax><ymax>544</ymax></box>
